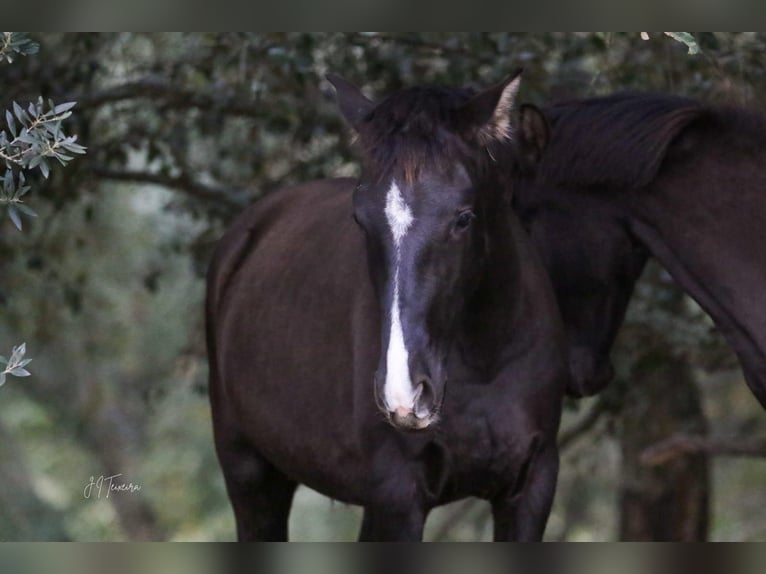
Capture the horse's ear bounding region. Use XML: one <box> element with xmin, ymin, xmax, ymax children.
<box><xmin>518</xmin><ymin>103</ymin><xmax>550</xmax><ymax>167</ymax></box>
<box><xmin>456</xmin><ymin>68</ymin><xmax>523</xmax><ymax>144</ymax></box>
<box><xmin>326</xmin><ymin>74</ymin><xmax>375</xmax><ymax>132</ymax></box>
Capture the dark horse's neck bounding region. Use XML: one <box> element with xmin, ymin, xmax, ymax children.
<box><xmin>458</xmin><ymin>180</ymin><xmax>546</xmax><ymax>379</ymax></box>
<box><xmin>627</xmin><ymin>173</ymin><xmax>766</xmax><ymax>408</ymax></box>
<box><xmin>613</xmin><ymin>103</ymin><xmax>766</xmax><ymax>408</ymax></box>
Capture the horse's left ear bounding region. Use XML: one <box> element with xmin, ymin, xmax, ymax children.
<box><xmin>326</xmin><ymin>74</ymin><xmax>375</xmax><ymax>132</ymax></box>
<box><xmin>456</xmin><ymin>68</ymin><xmax>523</xmax><ymax>144</ymax></box>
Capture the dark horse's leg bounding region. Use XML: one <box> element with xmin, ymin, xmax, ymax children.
<box><xmin>216</xmin><ymin>437</ymin><xmax>297</xmax><ymax>541</ymax></box>
<box><xmin>491</xmin><ymin>441</ymin><xmax>559</xmax><ymax>541</ymax></box>
<box><xmin>358</xmin><ymin>505</ymin><xmax>428</xmax><ymax>541</ymax></box>
<box><xmin>357</xmin><ymin>435</ymin><xmax>437</xmax><ymax>541</ymax></box>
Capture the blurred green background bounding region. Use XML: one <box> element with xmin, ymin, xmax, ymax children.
<box><xmin>1</xmin><ymin>32</ymin><xmax>765</xmax><ymax>541</ymax></box>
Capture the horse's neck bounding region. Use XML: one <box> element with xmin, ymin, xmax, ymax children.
<box><xmin>458</xmin><ymin>203</ymin><xmax>558</xmax><ymax>376</ymax></box>
<box><xmin>626</xmin><ymin>170</ymin><xmax>766</xmax><ymax>405</ymax></box>
<box><xmin>478</xmin><ymin>208</ymin><xmax>524</xmax><ymax>321</ymax></box>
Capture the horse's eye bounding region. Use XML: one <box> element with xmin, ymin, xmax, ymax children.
<box><xmin>454</xmin><ymin>210</ymin><xmax>475</xmax><ymax>231</ymax></box>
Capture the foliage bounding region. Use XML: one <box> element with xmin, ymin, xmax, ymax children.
<box><xmin>662</xmin><ymin>32</ymin><xmax>701</xmax><ymax>55</ymax></box>
<box><xmin>1</xmin><ymin>33</ymin><xmax>85</xmax><ymax>396</ymax></box>
<box><xmin>642</xmin><ymin>32</ymin><xmax>701</xmax><ymax>55</ymax></box>
<box><xmin>1</xmin><ymin>32</ymin><xmax>86</xmax><ymax>231</ymax></box>
<box><xmin>0</xmin><ymin>342</ymin><xmax>31</xmax><ymax>387</ymax></box>
<box><xmin>1</xmin><ymin>170</ymin><xmax>33</xmax><ymax>230</ymax></box>
<box><xmin>0</xmin><ymin>32</ymin><xmax>38</xmax><ymax>63</ymax></box>
<box><xmin>0</xmin><ymin>97</ymin><xmax>86</xmax><ymax>229</ymax></box>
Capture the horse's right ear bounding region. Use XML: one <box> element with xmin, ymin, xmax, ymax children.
<box><xmin>326</xmin><ymin>74</ymin><xmax>375</xmax><ymax>132</ymax></box>
<box><xmin>518</xmin><ymin>103</ymin><xmax>550</xmax><ymax>168</ymax></box>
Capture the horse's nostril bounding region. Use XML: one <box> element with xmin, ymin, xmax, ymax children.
<box><xmin>414</xmin><ymin>376</ymin><xmax>436</xmax><ymax>412</ymax></box>
<box><xmin>413</xmin><ymin>382</ymin><xmax>424</xmax><ymax>403</ymax></box>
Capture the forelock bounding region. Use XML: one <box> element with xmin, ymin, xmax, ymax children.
<box><xmin>355</xmin><ymin>86</ymin><xmax>477</xmax><ymax>184</ymax></box>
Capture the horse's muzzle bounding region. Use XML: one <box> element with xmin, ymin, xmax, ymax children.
<box><xmin>390</xmin><ymin>406</ymin><xmax>436</xmax><ymax>431</ymax></box>
<box><xmin>374</xmin><ymin>369</ymin><xmax>442</xmax><ymax>431</ymax></box>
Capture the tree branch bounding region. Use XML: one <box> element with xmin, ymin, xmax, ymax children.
<box><xmin>90</xmin><ymin>166</ymin><xmax>251</xmax><ymax>215</ymax></box>
<box><xmin>640</xmin><ymin>433</ymin><xmax>766</xmax><ymax>467</ymax></box>
<box><xmin>73</xmin><ymin>75</ymin><xmax>267</xmax><ymax>118</ymax></box>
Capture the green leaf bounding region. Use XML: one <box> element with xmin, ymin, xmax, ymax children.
<box><xmin>16</xmin><ymin>203</ymin><xmax>37</xmax><ymax>217</ymax></box>
<box><xmin>63</xmin><ymin>141</ymin><xmax>87</xmax><ymax>154</ymax></box>
<box><xmin>28</xmin><ymin>154</ymin><xmax>42</xmax><ymax>169</ymax></box>
<box><xmin>8</xmin><ymin>204</ymin><xmax>22</xmax><ymax>230</ymax></box>
<box><xmin>664</xmin><ymin>32</ymin><xmax>700</xmax><ymax>55</ymax></box>
<box><xmin>5</xmin><ymin>109</ymin><xmax>16</xmax><ymax>136</ymax></box>
<box><xmin>12</xmin><ymin>101</ymin><xmax>23</xmax><ymax>122</ymax></box>
<box><xmin>9</xmin><ymin>343</ymin><xmax>26</xmax><ymax>364</ymax></box>
<box><xmin>10</xmin><ymin>367</ymin><xmax>30</xmax><ymax>377</ymax></box>
<box><xmin>1</xmin><ymin>33</ymin><xmax>39</xmax><ymax>60</ymax></box>
<box><xmin>54</xmin><ymin>101</ymin><xmax>77</xmax><ymax>114</ymax></box>
<box><xmin>17</xmin><ymin>131</ymin><xmax>36</xmax><ymax>144</ymax></box>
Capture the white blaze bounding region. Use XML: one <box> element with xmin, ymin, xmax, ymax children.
<box><xmin>383</xmin><ymin>181</ymin><xmax>416</xmax><ymax>412</ymax></box>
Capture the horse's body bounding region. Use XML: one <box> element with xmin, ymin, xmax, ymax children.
<box><xmin>515</xmin><ymin>93</ymin><xmax>766</xmax><ymax>406</ymax></box>
<box><xmin>208</xmin><ymin>75</ymin><xmax>568</xmax><ymax>541</ymax></box>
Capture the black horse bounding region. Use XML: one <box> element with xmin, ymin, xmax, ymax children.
<box><xmin>206</xmin><ymin>72</ymin><xmax>568</xmax><ymax>541</ymax></box>
<box><xmin>514</xmin><ymin>93</ymin><xmax>766</xmax><ymax>406</ymax></box>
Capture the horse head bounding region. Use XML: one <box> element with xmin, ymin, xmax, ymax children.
<box><xmin>329</xmin><ymin>71</ymin><xmax>525</xmax><ymax>429</ymax></box>
<box><xmin>514</xmin><ymin>100</ymin><xmax>653</xmax><ymax>396</ymax></box>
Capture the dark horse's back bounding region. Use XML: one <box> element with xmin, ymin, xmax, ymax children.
<box><xmin>206</xmin><ymin>178</ymin><xmax>377</xmax><ymax>503</ymax></box>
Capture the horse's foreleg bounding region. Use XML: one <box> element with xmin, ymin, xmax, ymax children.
<box><xmin>358</xmin><ymin>505</ymin><xmax>427</xmax><ymax>541</ymax></box>
<box><xmin>491</xmin><ymin>441</ymin><xmax>559</xmax><ymax>541</ymax></box>
<box><xmin>217</xmin><ymin>439</ymin><xmax>297</xmax><ymax>541</ymax></box>
<box><xmin>358</xmin><ymin>455</ymin><xmax>429</xmax><ymax>540</ymax></box>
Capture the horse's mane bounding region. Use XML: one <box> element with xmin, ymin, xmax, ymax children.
<box><xmin>539</xmin><ymin>92</ymin><xmax>709</xmax><ymax>189</ymax></box>
<box><xmin>356</xmin><ymin>86</ymin><xmax>496</xmax><ymax>183</ymax></box>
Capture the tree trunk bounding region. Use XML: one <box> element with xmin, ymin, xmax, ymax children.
<box><xmin>618</xmin><ymin>346</ymin><xmax>709</xmax><ymax>540</ymax></box>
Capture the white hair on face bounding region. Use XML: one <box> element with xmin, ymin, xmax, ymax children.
<box><xmin>385</xmin><ymin>180</ymin><xmax>414</xmax><ymax>243</ymax></box>
<box><xmin>383</xmin><ymin>180</ymin><xmax>416</xmax><ymax>413</ymax></box>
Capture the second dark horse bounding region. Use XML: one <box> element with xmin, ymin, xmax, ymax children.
<box><xmin>206</xmin><ymin>72</ymin><xmax>568</xmax><ymax>541</ymax></box>
<box><xmin>514</xmin><ymin>93</ymin><xmax>766</xmax><ymax>405</ymax></box>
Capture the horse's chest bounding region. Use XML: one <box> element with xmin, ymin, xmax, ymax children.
<box><xmin>438</xmin><ymin>402</ymin><xmax>524</xmax><ymax>500</ymax></box>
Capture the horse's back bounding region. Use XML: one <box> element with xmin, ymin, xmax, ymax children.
<box><xmin>208</xmin><ymin>178</ymin><xmax>354</xmax><ymax>303</ymax></box>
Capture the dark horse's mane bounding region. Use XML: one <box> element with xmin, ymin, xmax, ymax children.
<box><xmin>356</xmin><ymin>86</ymin><xmax>501</xmax><ymax>183</ymax></box>
<box><xmin>539</xmin><ymin>92</ymin><xmax>766</xmax><ymax>190</ymax></box>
